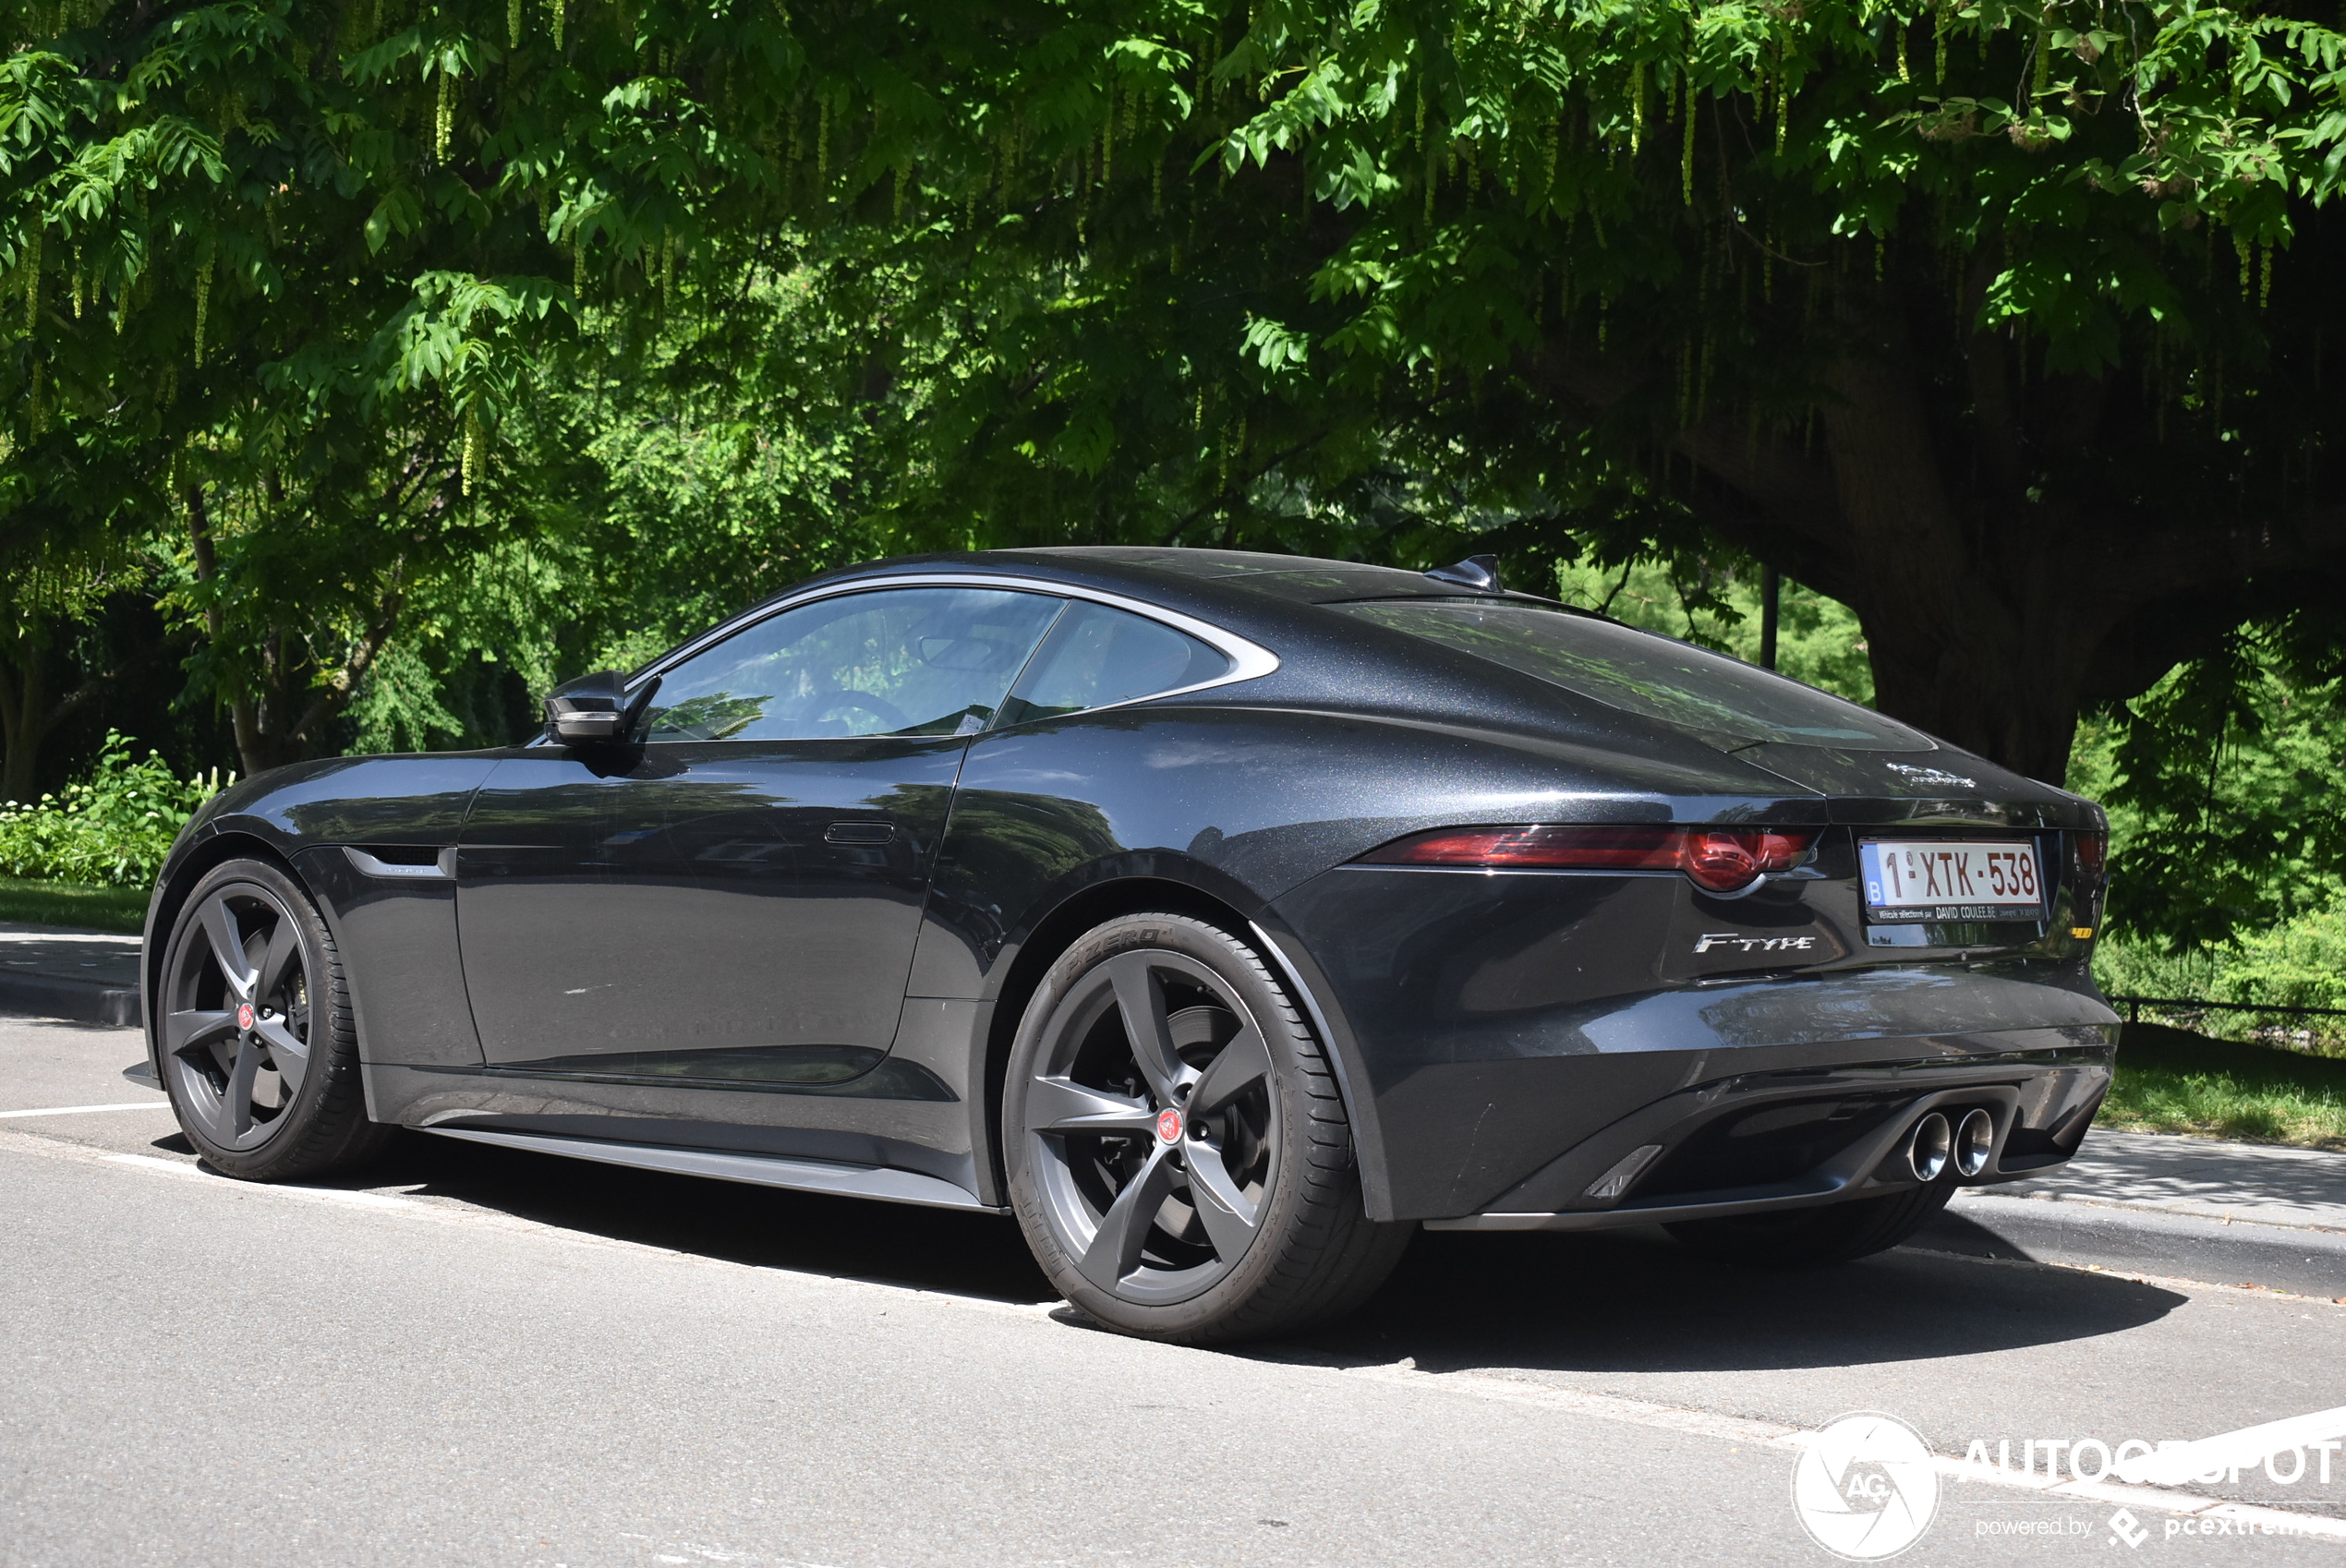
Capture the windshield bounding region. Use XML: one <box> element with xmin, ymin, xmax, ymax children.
<box><xmin>1335</xmin><ymin>600</ymin><xmax>1932</xmax><ymax>751</ymax></box>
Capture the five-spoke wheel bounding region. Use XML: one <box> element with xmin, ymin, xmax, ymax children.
<box><xmin>1005</xmin><ymin>912</ymin><xmax>1409</xmax><ymax>1343</ymax></box>
<box><xmin>155</xmin><ymin>858</ymin><xmax>390</xmax><ymax>1178</ymax></box>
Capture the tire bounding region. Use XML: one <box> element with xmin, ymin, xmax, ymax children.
<box><xmin>1003</xmin><ymin>912</ymin><xmax>1410</xmax><ymax>1344</ymax></box>
<box><xmin>1665</xmin><ymin>1182</ymin><xmax>1955</xmax><ymax>1268</ymax></box>
<box><xmin>154</xmin><ymin>857</ymin><xmax>394</xmax><ymax>1180</ymax></box>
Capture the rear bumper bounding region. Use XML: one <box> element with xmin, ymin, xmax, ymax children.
<box><xmin>1421</xmin><ymin>1043</ymin><xmax>2110</xmax><ymax>1232</ymax></box>
<box><xmin>1261</xmin><ymin>865</ymin><xmax>2119</xmax><ymax>1224</ymax></box>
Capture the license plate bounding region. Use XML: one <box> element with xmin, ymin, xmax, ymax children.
<box><xmin>1858</xmin><ymin>839</ymin><xmax>2045</xmax><ymax>923</ymax></box>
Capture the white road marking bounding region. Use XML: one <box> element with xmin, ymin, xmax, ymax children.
<box><xmin>0</xmin><ymin>930</ymin><xmax>143</xmax><ymax>944</ymax></box>
<box><xmin>6</xmin><ymin>1120</ymin><xmax>2344</xmax><ymax>1537</ymax></box>
<box><xmin>0</xmin><ymin>1101</ymin><xmax>171</xmax><ymax>1118</ymax></box>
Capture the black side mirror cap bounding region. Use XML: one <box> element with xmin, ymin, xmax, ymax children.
<box><xmin>544</xmin><ymin>671</ymin><xmax>659</xmax><ymax>746</ymax></box>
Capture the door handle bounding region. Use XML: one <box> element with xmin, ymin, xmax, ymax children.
<box><xmin>823</xmin><ymin>822</ymin><xmax>896</xmax><ymax>846</ymax></box>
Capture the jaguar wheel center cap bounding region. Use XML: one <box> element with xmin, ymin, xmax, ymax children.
<box><xmin>1155</xmin><ymin>1107</ymin><xmax>1183</xmax><ymax>1145</ymax></box>
<box><xmin>236</xmin><ymin>1002</ymin><xmax>256</xmax><ymax>1031</ymax></box>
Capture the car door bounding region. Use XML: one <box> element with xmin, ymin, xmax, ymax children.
<box><xmin>455</xmin><ymin>584</ymin><xmax>1066</xmax><ymax>1084</ymax></box>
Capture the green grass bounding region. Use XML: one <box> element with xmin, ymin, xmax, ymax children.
<box><xmin>0</xmin><ymin>875</ymin><xmax>151</xmax><ymax>935</ymax></box>
<box><xmin>2103</xmin><ymin>1021</ymin><xmax>2346</xmax><ymax>1150</ymax></box>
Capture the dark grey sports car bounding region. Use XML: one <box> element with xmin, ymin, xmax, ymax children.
<box><xmin>142</xmin><ymin>548</ymin><xmax>2115</xmax><ymax>1342</ymax></box>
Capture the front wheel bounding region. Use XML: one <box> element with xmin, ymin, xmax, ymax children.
<box><xmin>1003</xmin><ymin>913</ymin><xmax>1409</xmax><ymax>1344</ymax></box>
<box><xmin>155</xmin><ymin>857</ymin><xmax>393</xmax><ymax>1180</ymax></box>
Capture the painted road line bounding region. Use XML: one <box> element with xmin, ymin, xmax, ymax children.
<box><xmin>0</xmin><ymin>1100</ymin><xmax>171</xmax><ymax>1118</ymax></box>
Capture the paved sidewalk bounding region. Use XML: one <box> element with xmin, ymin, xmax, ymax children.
<box><xmin>1990</xmin><ymin>1126</ymin><xmax>2346</xmax><ymax>1231</ymax></box>
<box><xmin>0</xmin><ymin>920</ymin><xmax>141</xmax><ymax>1026</ymax></box>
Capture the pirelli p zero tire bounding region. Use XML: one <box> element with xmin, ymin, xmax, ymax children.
<box><xmin>1664</xmin><ymin>1181</ymin><xmax>1956</xmax><ymax>1268</ymax></box>
<box><xmin>155</xmin><ymin>857</ymin><xmax>394</xmax><ymax>1180</ymax></box>
<box><xmin>1004</xmin><ymin>913</ymin><xmax>1410</xmax><ymax>1345</ymax></box>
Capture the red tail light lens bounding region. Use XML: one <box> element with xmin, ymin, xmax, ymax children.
<box><xmin>1360</xmin><ymin>825</ymin><xmax>1818</xmax><ymax>892</ymax></box>
<box><xmin>2071</xmin><ymin>830</ymin><xmax>2109</xmax><ymax>896</ymax></box>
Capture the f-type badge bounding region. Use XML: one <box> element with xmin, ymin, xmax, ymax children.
<box><xmin>1693</xmin><ymin>932</ymin><xmax>1820</xmax><ymax>955</ymax></box>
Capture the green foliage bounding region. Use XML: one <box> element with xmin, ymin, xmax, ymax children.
<box><xmin>5</xmin><ymin>0</ymin><xmax>2346</xmax><ymax>791</ymax></box>
<box><xmin>2068</xmin><ymin>632</ymin><xmax>2346</xmax><ymax>950</ymax></box>
<box><xmin>0</xmin><ymin>729</ymin><xmax>227</xmax><ymax>885</ymax></box>
<box><xmin>2101</xmin><ymin>1022</ymin><xmax>2346</xmax><ymax>1147</ymax></box>
<box><xmin>1554</xmin><ymin>558</ymin><xmax>1874</xmax><ymax>703</ymax></box>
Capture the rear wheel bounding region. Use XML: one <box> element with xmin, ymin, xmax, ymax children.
<box><xmin>1004</xmin><ymin>913</ymin><xmax>1409</xmax><ymax>1344</ymax></box>
<box><xmin>1665</xmin><ymin>1183</ymin><xmax>1954</xmax><ymax>1268</ymax></box>
<box><xmin>156</xmin><ymin>858</ymin><xmax>393</xmax><ymax>1180</ymax></box>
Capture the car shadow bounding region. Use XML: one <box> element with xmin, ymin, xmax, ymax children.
<box><xmin>164</xmin><ymin>1128</ymin><xmax>2186</xmax><ymax>1373</ymax></box>
<box><xmin>1264</xmin><ymin>1224</ymin><xmax>2186</xmax><ymax>1375</ymax></box>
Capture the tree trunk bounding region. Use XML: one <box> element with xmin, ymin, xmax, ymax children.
<box><xmin>0</xmin><ymin>645</ymin><xmax>49</xmax><ymax>805</ymax></box>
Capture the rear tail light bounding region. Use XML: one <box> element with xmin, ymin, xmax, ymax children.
<box><xmin>2070</xmin><ymin>829</ymin><xmax>2110</xmax><ymax>921</ymax></box>
<box><xmin>1359</xmin><ymin>824</ymin><xmax>1819</xmax><ymax>893</ymax></box>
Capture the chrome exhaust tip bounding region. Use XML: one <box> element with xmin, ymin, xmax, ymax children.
<box><xmin>1906</xmin><ymin>1112</ymin><xmax>1953</xmax><ymax>1182</ymax></box>
<box><xmin>1955</xmin><ymin>1108</ymin><xmax>1995</xmax><ymax>1179</ymax></box>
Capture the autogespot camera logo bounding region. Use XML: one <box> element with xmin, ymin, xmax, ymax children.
<box><xmin>1792</xmin><ymin>1412</ymin><xmax>1941</xmax><ymax>1560</ymax></box>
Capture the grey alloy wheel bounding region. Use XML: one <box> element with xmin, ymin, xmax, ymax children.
<box><xmin>1020</xmin><ymin>945</ymin><xmax>1280</xmax><ymax>1305</ymax></box>
<box><xmin>156</xmin><ymin>858</ymin><xmax>392</xmax><ymax>1179</ymax></box>
<box><xmin>161</xmin><ymin>877</ymin><xmax>318</xmax><ymax>1152</ymax></box>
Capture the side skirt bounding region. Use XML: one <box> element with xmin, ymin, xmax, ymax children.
<box><xmin>420</xmin><ymin>1124</ymin><xmax>1007</xmax><ymax>1214</ymax></box>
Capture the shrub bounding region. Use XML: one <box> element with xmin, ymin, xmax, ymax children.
<box><xmin>0</xmin><ymin>732</ymin><xmax>230</xmax><ymax>887</ymax></box>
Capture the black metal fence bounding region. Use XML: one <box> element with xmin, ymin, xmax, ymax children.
<box><xmin>2114</xmin><ymin>995</ymin><xmax>2346</xmax><ymax>1025</ymax></box>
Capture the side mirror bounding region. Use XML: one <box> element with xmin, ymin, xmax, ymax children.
<box><xmin>544</xmin><ymin>671</ymin><xmax>659</xmax><ymax>747</ymax></box>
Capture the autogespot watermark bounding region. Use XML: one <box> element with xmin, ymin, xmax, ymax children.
<box><xmin>1790</xmin><ymin>1405</ymin><xmax>2346</xmax><ymax>1560</ymax></box>
<box><xmin>1791</xmin><ymin>1413</ymin><xmax>1941</xmax><ymax>1560</ymax></box>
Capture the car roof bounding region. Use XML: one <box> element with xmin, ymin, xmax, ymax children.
<box><xmin>1010</xmin><ymin>547</ymin><xmax>1509</xmax><ymax>605</ymax></box>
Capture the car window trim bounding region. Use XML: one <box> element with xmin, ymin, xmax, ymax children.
<box><xmin>629</xmin><ymin>574</ymin><xmax>1280</xmax><ymax>736</ymax></box>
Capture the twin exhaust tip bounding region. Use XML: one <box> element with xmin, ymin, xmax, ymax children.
<box><xmin>1905</xmin><ymin>1108</ymin><xmax>1997</xmax><ymax>1183</ymax></box>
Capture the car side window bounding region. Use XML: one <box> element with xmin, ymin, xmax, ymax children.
<box><xmin>994</xmin><ymin>602</ymin><xmax>1230</xmax><ymax>729</ymax></box>
<box><xmin>642</xmin><ymin>587</ymin><xmax>1064</xmax><ymax>742</ymax></box>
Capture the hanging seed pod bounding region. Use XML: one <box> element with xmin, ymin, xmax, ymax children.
<box><xmin>1681</xmin><ymin>84</ymin><xmax>1698</xmax><ymax>203</ymax></box>
<box><xmin>192</xmin><ymin>249</ymin><xmax>213</xmax><ymax>366</ymax></box>
<box><xmin>435</xmin><ymin>70</ymin><xmax>453</xmax><ymax>163</ymax></box>
<box><xmin>508</xmin><ymin>0</ymin><xmax>520</xmax><ymax>48</ymax></box>
<box><xmin>2260</xmin><ymin>244</ymin><xmax>2273</xmax><ymax>308</ymax></box>
<box><xmin>547</xmin><ymin>0</ymin><xmax>563</xmax><ymax>52</ymax></box>
<box><xmin>21</xmin><ymin>224</ymin><xmax>42</xmax><ymax>332</ymax></box>
<box><xmin>1896</xmin><ymin>21</ymin><xmax>1910</xmax><ymax>84</ymax></box>
<box><xmin>1936</xmin><ymin>0</ymin><xmax>1950</xmax><ymax>85</ymax></box>
<box><xmin>1630</xmin><ymin>61</ymin><xmax>1645</xmax><ymax>155</ymax></box>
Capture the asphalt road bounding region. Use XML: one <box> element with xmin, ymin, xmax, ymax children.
<box><xmin>5</xmin><ymin>1017</ymin><xmax>2343</xmax><ymax>1567</ymax></box>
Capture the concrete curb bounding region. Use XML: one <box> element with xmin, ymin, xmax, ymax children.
<box><xmin>0</xmin><ymin>972</ymin><xmax>141</xmax><ymax>1028</ymax></box>
<box><xmin>1922</xmin><ymin>1191</ymin><xmax>2346</xmax><ymax>1299</ymax></box>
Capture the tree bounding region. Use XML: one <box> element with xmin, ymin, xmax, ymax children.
<box><xmin>8</xmin><ymin>0</ymin><xmax>2345</xmax><ymax>787</ymax></box>
<box><xmin>777</xmin><ymin>0</ymin><xmax>2346</xmax><ymax>783</ymax></box>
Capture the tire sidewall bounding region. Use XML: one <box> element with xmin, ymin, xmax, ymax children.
<box><xmin>1004</xmin><ymin>912</ymin><xmax>1334</xmax><ymax>1339</ymax></box>
<box><xmin>160</xmin><ymin>857</ymin><xmax>352</xmax><ymax>1177</ymax></box>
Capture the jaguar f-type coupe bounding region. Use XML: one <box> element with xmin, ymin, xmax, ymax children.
<box><xmin>143</xmin><ymin>548</ymin><xmax>2115</xmax><ymax>1342</ymax></box>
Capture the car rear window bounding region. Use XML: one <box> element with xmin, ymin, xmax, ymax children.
<box><xmin>995</xmin><ymin>602</ymin><xmax>1230</xmax><ymax>727</ymax></box>
<box><xmin>1333</xmin><ymin>600</ymin><xmax>1932</xmax><ymax>751</ymax></box>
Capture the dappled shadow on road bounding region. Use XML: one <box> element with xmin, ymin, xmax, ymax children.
<box><xmin>204</xmin><ymin>1128</ymin><xmax>2184</xmax><ymax>1371</ymax></box>
<box><xmin>1272</xmin><ymin>1224</ymin><xmax>2186</xmax><ymax>1375</ymax></box>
